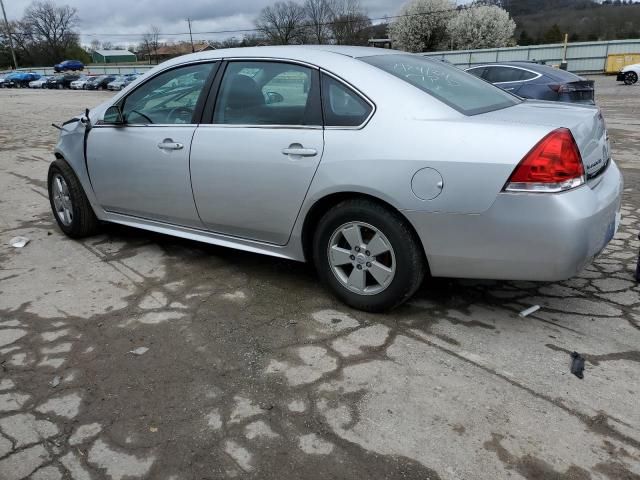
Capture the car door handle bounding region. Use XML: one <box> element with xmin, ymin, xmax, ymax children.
<box><xmin>282</xmin><ymin>147</ymin><xmax>317</xmax><ymax>157</ymax></box>
<box><xmin>157</xmin><ymin>139</ymin><xmax>184</xmax><ymax>150</ymax></box>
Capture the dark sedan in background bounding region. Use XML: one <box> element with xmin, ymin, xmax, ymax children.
<box><xmin>46</xmin><ymin>74</ymin><xmax>81</xmax><ymax>89</ymax></box>
<box><xmin>466</xmin><ymin>61</ymin><xmax>595</xmax><ymax>104</ymax></box>
<box><xmin>85</xmin><ymin>75</ymin><xmax>117</xmax><ymax>90</ymax></box>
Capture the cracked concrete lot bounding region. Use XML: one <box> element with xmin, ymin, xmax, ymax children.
<box><xmin>0</xmin><ymin>76</ymin><xmax>639</xmax><ymax>480</ymax></box>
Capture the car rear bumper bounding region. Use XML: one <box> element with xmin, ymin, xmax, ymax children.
<box><xmin>404</xmin><ymin>161</ymin><xmax>623</xmax><ymax>281</ymax></box>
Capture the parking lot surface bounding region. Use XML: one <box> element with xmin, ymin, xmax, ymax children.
<box><xmin>0</xmin><ymin>79</ymin><xmax>639</xmax><ymax>480</ymax></box>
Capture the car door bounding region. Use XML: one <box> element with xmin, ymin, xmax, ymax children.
<box><xmin>483</xmin><ymin>66</ymin><xmax>526</xmax><ymax>94</ymax></box>
<box><xmin>87</xmin><ymin>61</ymin><xmax>217</xmax><ymax>227</ymax></box>
<box><xmin>190</xmin><ymin>60</ymin><xmax>324</xmax><ymax>245</ymax></box>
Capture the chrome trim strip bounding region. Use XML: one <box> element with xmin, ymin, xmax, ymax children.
<box><xmin>465</xmin><ymin>64</ymin><xmax>543</xmax><ymax>84</ymax></box>
<box><xmin>93</xmin><ymin>123</ymin><xmax>197</xmax><ymax>128</ymax></box>
<box><xmin>221</xmin><ymin>57</ymin><xmax>319</xmax><ymax>70</ymax></box>
<box><xmin>196</xmin><ymin>124</ymin><xmax>323</xmax><ymax>130</ymax></box>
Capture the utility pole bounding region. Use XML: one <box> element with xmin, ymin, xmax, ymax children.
<box><xmin>187</xmin><ymin>18</ymin><xmax>194</xmax><ymax>53</ymax></box>
<box><xmin>0</xmin><ymin>0</ymin><xmax>18</xmax><ymax>70</ymax></box>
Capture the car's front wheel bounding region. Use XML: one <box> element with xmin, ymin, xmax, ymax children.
<box><xmin>313</xmin><ymin>199</ymin><xmax>426</xmax><ymax>312</ymax></box>
<box><xmin>624</xmin><ymin>71</ymin><xmax>638</xmax><ymax>85</ymax></box>
<box><xmin>48</xmin><ymin>159</ymin><xmax>99</xmax><ymax>238</ymax></box>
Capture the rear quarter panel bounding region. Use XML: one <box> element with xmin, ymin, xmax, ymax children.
<box><xmin>306</xmin><ymin>104</ymin><xmax>551</xmax><ymax>216</ymax></box>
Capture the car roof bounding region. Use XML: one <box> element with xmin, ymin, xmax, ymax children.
<box><xmin>467</xmin><ymin>61</ymin><xmax>582</xmax><ymax>81</ymax></box>
<box><xmin>158</xmin><ymin>45</ymin><xmax>406</xmax><ymax>70</ymax></box>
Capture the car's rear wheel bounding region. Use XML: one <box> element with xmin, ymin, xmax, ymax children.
<box><xmin>48</xmin><ymin>159</ymin><xmax>99</xmax><ymax>238</ymax></box>
<box><xmin>313</xmin><ymin>199</ymin><xmax>425</xmax><ymax>312</ymax></box>
<box><xmin>624</xmin><ymin>71</ymin><xmax>638</xmax><ymax>85</ymax></box>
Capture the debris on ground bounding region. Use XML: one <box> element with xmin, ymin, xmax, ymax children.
<box><xmin>570</xmin><ymin>352</ymin><xmax>585</xmax><ymax>379</ymax></box>
<box><xmin>519</xmin><ymin>305</ymin><xmax>541</xmax><ymax>318</ymax></box>
<box><xmin>129</xmin><ymin>347</ymin><xmax>149</xmax><ymax>356</ymax></box>
<box><xmin>49</xmin><ymin>376</ymin><xmax>61</xmax><ymax>388</ymax></box>
<box><xmin>9</xmin><ymin>236</ymin><xmax>30</xmax><ymax>248</ymax></box>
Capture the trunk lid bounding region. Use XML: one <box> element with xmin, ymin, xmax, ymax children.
<box><xmin>478</xmin><ymin>100</ymin><xmax>610</xmax><ymax>181</ymax></box>
<box><xmin>556</xmin><ymin>79</ymin><xmax>595</xmax><ymax>103</ymax></box>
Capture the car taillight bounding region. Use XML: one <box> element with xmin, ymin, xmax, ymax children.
<box><xmin>504</xmin><ymin>128</ymin><xmax>585</xmax><ymax>193</ymax></box>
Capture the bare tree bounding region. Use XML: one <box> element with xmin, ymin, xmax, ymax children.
<box><xmin>101</xmin><ymin>41</ymin><xmax>113</xmax><ymax>50</ymax></box>
<box><xmin>255</xmin><ymin>1</ymin><xmax>307</xmax><ymax>45</ymax></box>
<box><xmin>329</xmin><ymin>0</ymin><xmax>371</xmax><ymax>45</ymax></box>
<box><xmin>21</xmin><ymin>0</ymin><xmax>79</xmax><ymax>61</ymax></box>
<box><xmin>90</xmin><ymin>39</ymin><xmax>100</xmax><ymax>51</ymax></box>
<box><xmin>141</xmin><ymin>25</ymin><xmax>160</xmax><ymax>64</ymax></box>
<box><xmin>304</xmin><ymin>0</ymin><xmax>335</xmax><ymax>44</ymax></box>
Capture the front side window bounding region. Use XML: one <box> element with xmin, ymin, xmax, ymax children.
<box><xmin>361</xmin><ymin>54</ymin><xmax>519</xmax><ymax>116</ymax></box>
<box><xmin>213</xmin><ymin>61</ymin><xmax>321</xmax><ymax>126</ymax></box>
<box><xmin>322</xmin><ymin>75</ymin><xmax>372</xmax><ymax>127</ymax></box>
<box><xmin>119</xmin><ymin>62</ymin><xmax>215</xmax><ymax>125</ymax></box>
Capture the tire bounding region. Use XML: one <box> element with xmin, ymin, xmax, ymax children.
<box><xmin>624</xmin><ymin>71</ymin><xmax>638</xmax><ymax>85</ymax></box>
<box><xmin>48</xmin><ymin>159</ymin><xmax>99</xmax><ymax>238</ymax></box>
<box><xmin>313</xmin><ymin>199</ymin><xmax>426</xmax><ymax>312</ymax></box>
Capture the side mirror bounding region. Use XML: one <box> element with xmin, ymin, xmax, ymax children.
<box><xmin>104</xmin><ymin>105</ymin><xmax>124</xmax><ymax>125</ymax></box>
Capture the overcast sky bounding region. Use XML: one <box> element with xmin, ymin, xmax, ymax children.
<box><xmin>3</xmin><ymin>0</ymin><xmax>429</xmax><ymax>47</ymax></box>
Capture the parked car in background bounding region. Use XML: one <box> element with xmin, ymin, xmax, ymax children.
<box><xmin>48</xmin><ymin>46</ymin><xmax>621</xmax><ymax>312</ymax></box>
<box><xmin>466</xmin><ymin>62</ymin><xmax>595</xmax><ymax>104</ymax></box>
<box><xmin>107</xmin><ymin>74</ymin><xmax>139</xmax><ymax>91</ymax></box>
<box><xmin>70</xmin><ymin>75</ymin><xmax>95</xmax><ymax>90</ymax></box>
<box><xmin>54</xmin><ymin>60</ymin><xmax>84</xmax><ymax>72</ymax></box>
<box><xmin>3</xmin><ymin>72</ymin><xmax>41</xmax><ymax>88</ymax></box>
<box><xmin>29</xmin><ymin>76</ymin><xmax>52</xmax><ymax>88</ymax></box>
<box><xmin>616</xmin><ymin>63</ymin><xmax>640</xmax><ymax>85</ymax></box>
<box><xmin>0</xmin><ymin>74</ymin><xmax>8</xmax><ymax>87</ymax></box>
<box><xmin>85</xmin><ymin>75</ymin><xmax>117</xmax><ymax>90</ymax></box>
<box><xmin>46</xmin><ymin>74</ymin><xmax>81</xmax><ymax>89</ymax></box>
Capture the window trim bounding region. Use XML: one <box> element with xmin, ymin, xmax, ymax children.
<box><xmin>203</xmin><ymin>58</ymin><xmax>323</xmax><ymax>129</ymax></box>
<box><xmin>95</xmin><ymin>60</ymin><xmax>219</xmax><ymax>128</ymax></box>
<box><xmin>320</xmin><ymin>69</ymin><xmax>376</xmax><ymax>130</ymax></box>
<box><xmin>466</xmin><ymin>65</ymin><xmax>543</xmax><ymax>85</ymax></box>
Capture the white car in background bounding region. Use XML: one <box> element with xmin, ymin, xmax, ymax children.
<box><xmin>617</xmin><ymin>63</ymin><xmax>640</xmax><ymax>85</ymax></box>
<box><xmin>29</xmin><ymin>76</ymin><xmax>51</xmax><ymax>88</ymax></box>
<box><xmin>70</xmin><ymin>75</ymin><xmax>93</xmax><ymax>89</ymax></box>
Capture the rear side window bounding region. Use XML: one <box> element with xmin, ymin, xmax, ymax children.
<box><xmin>322</xmin><ymin>75</ymin><xmax>372</xmax><ymax>127</ymax></box>
<box><xmin>361</xmin><ymin>54</ymin><xmax>519</xmax><ymax>116</ymax></box>
<box><xmin>466</xmin><ymin>67</ymin><xmax>486</xmax><ymax>78</ymax></box>
<box><xmin>213</xmin><ymin>61</ymin><xmax>321</xmax><ymax>126</ymax></box>
<box><xmin>521</xmin><ymin>70</ymin><xmax>538</xmax><ymax>80</ymax></box>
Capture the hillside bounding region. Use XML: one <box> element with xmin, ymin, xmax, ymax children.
<box><xmin>508</xmin><ymin>1</ymin><xmax>640</xmax><ymax>44</ymax></box>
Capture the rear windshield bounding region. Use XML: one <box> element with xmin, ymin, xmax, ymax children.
<box><xmin>360</xmin><ymin>54</ymin><xmax>520</xmax><ymax>115</ymax></box>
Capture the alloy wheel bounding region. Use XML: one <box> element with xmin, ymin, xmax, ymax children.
<box><xmin>327</xmin><ymin>222</ymin><xmax>396</xmax><ymax>295</ymax></box>
<box><xmin>52</xmin><ymin>174</ymin><xmax>73</xmax><ymax>226</ymax></box>
<box><xmin>624</xmin><ymin>72</ymin><xmax>638</xmax><ymax>85</ymax></box>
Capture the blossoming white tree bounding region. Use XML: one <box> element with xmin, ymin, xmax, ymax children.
<box><xmin>388</xmin><ymin>0</ymin><xmax>457</xmax><ymax>53</ymax></box>
<box><xmin>447</xmin><ymin>5</ymin><xmax>516</xmax><ymax>50</ymax></box>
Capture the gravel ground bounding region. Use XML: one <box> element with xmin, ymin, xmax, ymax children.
<box><xmin>0</xmin><ymin>77</ymin><xmax>639</xmax><ymax>480</ymax></box>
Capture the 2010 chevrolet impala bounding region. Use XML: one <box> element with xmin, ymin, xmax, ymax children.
<box><xmin>48</xmin><ymin>46</ymin><xmax>622</xmax><ymax>312</ymax></box>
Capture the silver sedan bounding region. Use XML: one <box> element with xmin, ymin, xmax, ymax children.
<box><xmin>48</xmin><ymin>46</ymin><xmax>622</xmax><ymax>311</ymax></box>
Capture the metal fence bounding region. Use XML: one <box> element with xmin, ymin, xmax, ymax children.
<box><xmin>422</xmin><ymin>39</ymin><xmax>640</xmax><ymax>73</ymax></box>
